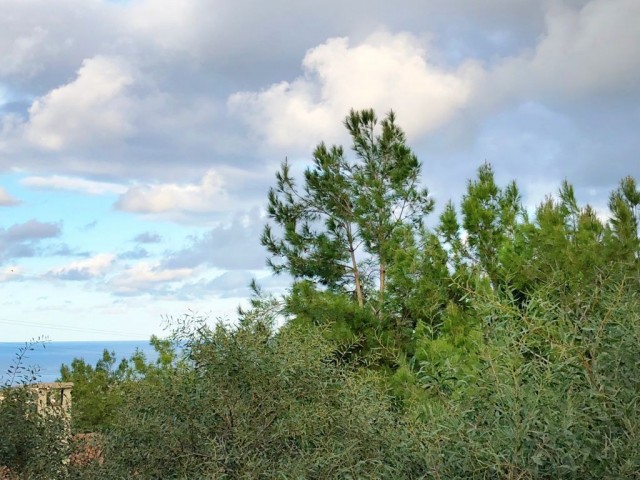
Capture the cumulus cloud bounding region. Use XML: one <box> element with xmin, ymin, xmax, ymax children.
<box><xmin>229</xmin><ymin>1</ymin><xmax>640</xmax><ymax>156</ymax></box>
<box><xmin>115</xmin><ymin>169</ymin><xmax>231</xmax><ymax>217</ymax></box>
<box><xmin>3</xmin><ymin>0</ymin><xmax>630</xmax><ymax>189</ymax></box>
<box><xmin>25</xmin><ymin>56</ymin><xmax>135</xmax><ymax>151</ymax></box>
<box><xmin>46</xmin><ymin>253</ymin><xmax>115</xmax><ymax>281</ymax></box>
<box><xmin>229</xmin><ymin>31</ymin><xmax>482</xmax><ymax>150</ymax></box>
<box><xmin>487</xmin><ymin>0</ymin><xmax>640</xmax><ymax>106</ymax></box>
<box><xmin>0</xmin><ymin>187</ymin><xmax>19</xmax><ymax>206</ymax></box>
<box><xmin>21</xmin><ymin>175</ymin><xmax>127</xmax><ymax>195</ymax></box>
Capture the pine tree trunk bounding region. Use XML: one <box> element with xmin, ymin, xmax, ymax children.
<box><xmin>350</xmin><ymin>248</ymin><xmax>364</xmax><ymax>308</ymax></box>
<box><xmin>346</xmin><ymin>224</ymin><xmax>364</xmax><ymax>308</ymax></box>
<box><xmin>379</xmin><ymin>262</ymin><xmax>385</xmax><ymax>313</ymax></box>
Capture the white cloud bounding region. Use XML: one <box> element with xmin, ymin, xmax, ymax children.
<box><xmin>47</xmin><ymin>253</ymin><xmax>115</xmax><ymax>281</ymax></box>
<box><xmin>229</xmin><ymin>31</ymin><xmax>482</xmax><ymax>150</ymax></box>
<box><xmin>108</xmin><ymin>262</ymin><xmax>194</xmax><ymax>295</ymax></box>
<box><xmin>229</xmin><ymin>2</ymin><xmax>640</xmax><ymax>153</ymax></box>
<box><xmin>25</xmin><ymin>56</ymin><xmax>135</xmax><ymax>151</ymax></box>
<box><xmin>21</xmin><ymin>175</ymin><xmax>127</xmax><ymax>195</ymax></box>
<box><xmin>115</xmin><ymin>169</ymin><xmax>231</xmax><ymax>215</ymax></box>
<box><xmin>0</xmin><ymin>187</ymin><xmax>19</xmax><ymax>206</ymax></box>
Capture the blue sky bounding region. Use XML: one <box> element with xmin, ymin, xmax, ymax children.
<box><xmin>1</xmin><ymin>0</ymin><xmax>639</xmax><ymax>341</ymax></box>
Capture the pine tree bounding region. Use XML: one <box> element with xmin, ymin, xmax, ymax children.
<box><xmin>262</xmin><ymin>109</ymin><xmax>433</xmax><ymax>314</ymax></box>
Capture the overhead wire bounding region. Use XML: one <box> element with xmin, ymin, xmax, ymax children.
<box><xmin>0</xmin><ymin>318</ymin><xmax>151</xmax><ymax>339</ymax></box>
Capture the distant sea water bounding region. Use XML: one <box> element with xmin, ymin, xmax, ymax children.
<box><xmin>0</xmin><ymin>341</ymin><xmax>159</xmax><ymax>384</ymax></box>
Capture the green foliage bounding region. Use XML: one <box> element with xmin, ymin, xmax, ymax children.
<box><xmin>608</xmin><ymin>175</ymin><xmax>640</xmax><ymax>260</ymax></box>
<box><xmin>58</xmin><ymin>350</ymin><xmax>124</xmax><ymax>433</ymax></box>
<box><xmin>0</xmin><ymin>339</ymin><xmax>72</xmax><ymax>479</ymax></box>
<box><xmin>97</xmin><ymin>312</ymin><xmax>427</xmax><ymax>479</ymax></box>
<box><xmin>58</xmin><ymin>335</ymin><xmax>178</xmax><ymax>433</ymax></box>
<box><xmin>417</xmin><ymin>266</ymin><xmax>640</xmax><ymax>479</ymax></box>
<box><xmin>0</xmin><ymin>387</ymin><xmax>72</xmax><ymax>479</ymax></box>
<box><xmin>263</xmin><ymin>109</ymin><xmax>433</xmax><ymax>310</ymax></box>
<box><xmin>461</xmin><ymin>162</ymin><xmax>523</xmax><ymax>288</ymax></box>
<box><xmin>286</xmin><ymin>284</ymin><xmax>386</xmax><ymax>370</ymax></box>
<box><xmin>413</xmin><ymin>302</ymin><xmax>483</xmax><ymax>397</ymax></box>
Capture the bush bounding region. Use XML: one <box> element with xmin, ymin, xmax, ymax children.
<box><xmin>0</xmin><ymin>340</ymin><xmax>73</xmax><ymax>479</ymax></box>
<box><xmin>97</xmin><ymin>313</ymin><xmax>427</xmax><ymax>479</ymax></box>
<box><xmin>414</xmin><ymin>267</ymin><xmax>640</xmax><ymax>479</ymax></box>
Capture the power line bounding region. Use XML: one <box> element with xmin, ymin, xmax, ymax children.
<box><xmin>0</xmin><ymin>318</ymin><xmax>151</xmax><ymax>338</ymax></box>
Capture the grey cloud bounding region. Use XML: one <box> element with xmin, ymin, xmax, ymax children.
<box><xmin>119</xmin><ymin>247</ymin><xmax>150</xmax><ymax>260</ymax></box>
<box><xmin>175</xmin><ymin>272</ymin><xmax>295</xmax><ymax>301</ymax></box>
<box><xmin>81</xmin><ymin>221</ymin><xmax>98</xmax><ymax>232</ymax></box>
<box><xmin>4</xmin><ymin>219</ymin><xmax>61</xmax><ymax>242</ymax></box>
<box><xmin>171</xmin><ymin>270</ymin><xmax>292</xmax><ymax>301</ymax></box>
<box><xmin>174</xmin><ymin>271</ymin><xmax>256</xmax><ymax>300</ymax></box>
<box><xmin>208</xmin><ymin>270</ymin><xmax>254</xmax><ymax>293</ymax></box>
<box><xmin>162</xmin><ymin>208</ymin><xmax>267</xmax><ymax>271</ymax></box>
<box><xmin>47</xmin><ymin>269</ymin><xmax>94</xmax><ymax>281</ymax></box>
<box><xmin>0</xmin><ymin>0</ymin><xmax>546</xmax><ymax>93</ymax></box>
<box><xmin>4</xmin><ymin>243</ymin><xmax>36</xmax><ymax>259</ymax></box>
<box><xmin>45</xmin><ymin>243</ymin><xmax>90</xmax><ymax>257</ymax></box>
<box><xmin>0</xmin><ymin>0</ymin><xmax>123</xmax><ymax>91</ymax></box>
<box><xmin>134</xmin><ymin>232</ymin><xmax>162</xmax><ymax>244</ymax></box>
<box><xmin>0</xmin><ymin>219</ymin><xmax>61</xmax><ymax>263</ymax></box>
<box><xmin>483</xmin><ymin>0</ymin><xmax>640</xmax><ymax>108</ymax></box>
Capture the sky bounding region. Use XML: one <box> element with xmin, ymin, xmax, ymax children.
<box><xmin>1</xmin><ymin>0</ymin><xmax>638</xmax><ymax>341</ymax></box>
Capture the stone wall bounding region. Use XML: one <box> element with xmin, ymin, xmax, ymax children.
<box><xmin>0</xmin><ymin>382</ymin><xmax>73</xmax><ymax>423</ymax></box>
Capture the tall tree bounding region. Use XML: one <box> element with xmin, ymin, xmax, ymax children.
<box><xmin>459</xmin><ymin>163</ymin><xmax>524</xmax><ymax>289</ymax></box>
<box><xmin>262</xmin><ymin>109</ymin><xmax>433</xmax><ymax>313</ymax></box>
<box><xmin>608</xmin><ymin>175</ymin><xmax>640</xmax><ymax>261</ymax></box>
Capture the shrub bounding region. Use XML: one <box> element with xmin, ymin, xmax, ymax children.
<box><xmin>97</xmin><ymin>313</ymin><xmax>427</xmax><ymax>479</ymax></box>
<box><xmin>415</xmin><ymin>267</ymin><xmax>640</xmax><ymax>479</ymax></box>
<box><xmin>0</xmin><ymin>340</ymin><xmax>72</xmax><ymax>479</ymax></box>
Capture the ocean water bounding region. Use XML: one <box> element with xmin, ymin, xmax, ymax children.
<box><xmin>0</xmin><ymin>341</ymin><xmax>159</xmax><ymax>384</ymax></box>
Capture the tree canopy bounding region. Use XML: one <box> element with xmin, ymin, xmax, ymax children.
<box><xmin>262</xmin><ymin>109</ymin><xmax>433</xmax><ymax>312</ymax></box>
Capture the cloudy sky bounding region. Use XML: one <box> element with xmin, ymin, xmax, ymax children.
<box><xmin>1</xmin><ymin>0</ymin><xmax>638</xmax><ymax>341</ymax></box>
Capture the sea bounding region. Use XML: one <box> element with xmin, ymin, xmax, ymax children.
<box><xmin>0</xmin><ymin>341</ymin><xmax>159</xmax><ymax>385</ymax></box>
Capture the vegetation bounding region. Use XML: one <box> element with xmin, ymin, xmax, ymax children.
<box><xmin>57</xmin><ymin>336</ymin><xmax>176</xmax><ymax>433</ymax></box>
<box><xmin>2</xmin><ymin>109</ymin><xmax>638</xmax><ymax>478</ymax></box>
<box><xmin>0</xmin><ymin>339</ymin><xmax>72</xmax><ymax>479</ymax></box>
